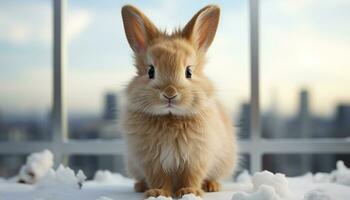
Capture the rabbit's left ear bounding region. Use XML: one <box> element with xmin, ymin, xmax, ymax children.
<box><xmin>121</xmin><ymin>5</ymin><xmax>159</xmax><ymax>53</ymax></box>
<box><xmin>182</xmin><ymin>5</ymin><xmax>220</xmax><ymax>53</ymax></box>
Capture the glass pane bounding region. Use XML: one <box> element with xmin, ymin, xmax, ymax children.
<box><xmin>263</xmin><ymin>154</ymin><xmax>350</xmax><ymax>177</ymax></box>
<box><xmin>0</xmin><ymin>155</ymin><xmax>27</xmax><ymax>178</ymax></box>
<box><xmin>68</xmin><ymin>155</ymin><xmax>125</xmax><ymax>179</ymax></box>
<box><xmin>0</xmin><ymin>0</ymin><xmax>52</xmax><ymax>141</ymax></box>
<box><xmin>237</xmin><ymin>154</ymin><xmax>250</xmax><ymax>174</ymax></box>
<box><xmin>260</xmin><ymin>0</ymin><xmax>350</xmax><ymax>138</ymax></box>
<box><xmin>67</xmin><ymin>0</ymin><xmax>249</xmax><ymax>139</ymax></box>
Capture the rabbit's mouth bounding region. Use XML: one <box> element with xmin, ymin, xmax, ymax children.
<box><xmin>166</xmin><ymin>103</ymin><xmax>174</xmax><ymax>108</ymax></box>
<box><xmin>166</xmin><ymin>98</ymin><xmax>176</xmax><ymax>107</ymax></box>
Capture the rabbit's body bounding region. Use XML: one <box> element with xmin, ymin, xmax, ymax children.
<box><xmin>120</xmin><ymin>4</ymin><xmax>238</xmax><ymax>198</ymax></box>
<box><xmin>122</xmin><ymin>98</ymin><xmax>237</xmax><ymax>181</ymax></box>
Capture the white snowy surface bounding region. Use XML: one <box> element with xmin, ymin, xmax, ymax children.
<box><xmin>0</xmin><ymin>150</ymin><xmax>350</xmax><ymax>200</ymax></box>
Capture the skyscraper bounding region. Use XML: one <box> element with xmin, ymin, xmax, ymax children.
<box><xmin>103</xmin><ymin>93</ymin><xmax>118</xmax><ymax>121</ymax></box>
<box><xmin>298</xmin><ymin>89</ymin><xmax>311</xmax><ymax>138</ymax></box>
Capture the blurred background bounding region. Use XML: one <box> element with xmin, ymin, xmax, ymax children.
<box><xmin>0</xmin><ymin>0</ymin><xmax>349</xmax><ymax>179</ymax></box>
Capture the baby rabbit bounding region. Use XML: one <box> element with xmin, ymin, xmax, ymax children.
<box><xmin>120</xmin><ymin>4</ymin><xmax>238</xmax><ymax>198</ymax></box>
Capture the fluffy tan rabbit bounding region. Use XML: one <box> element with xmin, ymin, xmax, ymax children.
<box><xmin>119</xmin><ymin>4</ymin><xmax>238</xmax><ymax>198</ymax></box>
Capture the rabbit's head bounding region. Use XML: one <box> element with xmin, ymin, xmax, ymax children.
<box><xmin>121</xmin><ymin>5</ymin><xmax>220</xmax><ymax>116</ymax></box>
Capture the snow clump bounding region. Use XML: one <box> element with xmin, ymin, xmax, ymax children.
<box><xmin>303</xmin><ymin>189</ymin><xmax>333</xmax><ymax>200</ymax></box>
<box><xmin>93</xmin><ymin>170</ymin><xmax>133</xmax><ymax>185</ymax></box>
<box><xmin>332</xmin><ymin>161</ymin><xmax>350</xmax><ymax>186</ymax></box>
<box><xmin>36</xmin><ymin>164</ymin><xmax>86</xmax><ymax>190</ymax></box>
<box><xmin>252</xmin><ymin>171</ymin><xmax>292</xmax><ymax>198</ymax></box>
<box><xmin>231</xmin><ymin>185</ymin><xmax>281</xmax><ymax>200</ymax></box>
<box><xmin>144</xmin><ymin>193</ymin><xmax>202</xmax><ymax>200</ymax></box>
<box><xmin>145</xmin><ymin>196</ymin><xmax>172</xmax><ymax>200</ymax></box>
<box><xmin>181</xmin><ymin>194</ymin><xmax>202</xmax><ymax>200</ymax></box>
<box><xmin>18</xmin><ymin>149</ymin><xmax>53</xmax><ymax>184</ymax></box>
<box><xmin>231</xmin><ymin>170</ymin><xmax>293</xmax><ymax>200</ymax></box>
<box><xmin>96</xmin><ymin>197</ymin><xmax>115</xmax><ymax>200</ymax></box>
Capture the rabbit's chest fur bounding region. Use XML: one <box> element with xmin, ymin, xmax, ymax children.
<box><xmin>123</xmin><ymin>112</ymin><xmax>210</xmax><ymax>172</ymax></box>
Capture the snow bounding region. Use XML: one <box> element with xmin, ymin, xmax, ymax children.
<box><xmin>36</xmin><ymin>165</ymin><xmax>86</xmax><ymax>190</ymax></box>
<box><xmin>231</xmin><ymin>171</ymin><xmax>294</xmax><ymax>200</ymax></box>
<box><xmin>0</xmin><ymin>150</ymin><xmax>350</xmax><ymax>200</ymax></box>
<box><xmin>180</xmin><ymin>194</ymin><xmax>202</xmax><ymax>200</ymax></box>
<box><xmin>92</xmin><ymin>170</ymin><xmax>133</xmax><ymax>186</ymax></box>
<box><xmin>145</xmin><ymin>194</ymin><xmax>201</xmax><ymax>200</ymax></box>
<box><xmin>333</xmin><ymin>161</ymin><xmax>350</xmax><ymax>186</ymax></box>
<box><xmin>251</xmin><ymin>171</ymin><xmax>292</xmax><ymax>198</ymax></box>
<box><xmin>236</xmin><ymin>170</ymin><xmax>251</xmax><ymax>183</ymax></box>
<box><xmin>145</xmin><ymin>196</ymin><xmax>172</xmax><ymax>200</ymax></box>
<box><xmin>231</xmin><ymin>185</ymin><xmax>281</xmax><ymax>200</ymax></box>
<box><xmin>303</xmin><ymin>189</ymin><xmax>332</xmax><ymax>200</ymax></box>
<box><xmin>95</xmin><ymin>197</ymin><xmax>114</xmax><ymax>200</ymax></box>
<box><xmin>18</xmin><ymin>149</ymin><xmax>53</xmax><ymax>184</ymax></box>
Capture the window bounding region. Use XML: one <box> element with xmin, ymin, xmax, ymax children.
<box><xmin>0</xmin><ymin>0</ymin><xmax>52</xmax><ymax>177</ymax></box>
<box><xmin>260</xmin><ymin>0</ymin><xmax>350</xmax><ymax>139</ymax></box>
<box><xmin>258</xmin><ymin>0</ymin><xmax>350</xmax><ymax>175</ymax></box>
<box><xmin>0</xmin><ymin>0</ymin><xmax>349</xmax><ymax>178</ymax></box>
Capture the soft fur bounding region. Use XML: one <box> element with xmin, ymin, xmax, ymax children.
<box><xmin>119</xmin><ymin>4</ymin><xmax>238</xmax><ymax>198</ymax></box>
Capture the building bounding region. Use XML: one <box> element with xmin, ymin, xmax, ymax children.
<box><xmin>103</xmin><ymin>93</ymin><xmax>118</xmax><ymax>121</ymax></box>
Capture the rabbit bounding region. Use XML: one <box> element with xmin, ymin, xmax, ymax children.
<box><xmin>119</xmin><ymin>4</ymin><xmax>238</xmax><ymax>198</ymax></box>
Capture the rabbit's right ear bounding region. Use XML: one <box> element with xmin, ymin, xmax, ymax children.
<box><xmin>121</xmin><ymin>5</ymin><xmax>159</xmax><ymax>53</ymax></box>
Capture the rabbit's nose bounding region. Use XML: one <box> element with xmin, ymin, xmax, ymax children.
<box><xmin>162</xmin><ymin>85</ymin><xmax>178</xmax><ymax>99</ymax></box>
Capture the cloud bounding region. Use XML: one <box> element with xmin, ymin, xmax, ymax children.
<box><xmin>66</xmin><ymin>9</ymin><xmax>92</xmax><ymax>41</ymax></box>
<box><xmin>0</xmin><ymin>2</ymin><xmax>92</xmax><ymax>45</ymax></box>
<box><xmin>0</xmin><ymin>4</ymin><xmax>51</xmax><ymax>45</ymax></box>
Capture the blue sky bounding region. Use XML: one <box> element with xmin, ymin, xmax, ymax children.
<box><xmin>0</xmin><ymin>0</ymin><xmax>349</xmax><ymax>118</ymax></box>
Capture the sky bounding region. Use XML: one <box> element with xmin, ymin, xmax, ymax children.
<box><xmin>0</xmin><ymin>0</ymin><xmax>349</xmax><ymax>118</ymax></box>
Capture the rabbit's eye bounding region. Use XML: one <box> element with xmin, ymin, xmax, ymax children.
<box><xmin>186</xmin><ymin>66</ymin><xmax>192</xmax><ymax>79</ymax></box>
<box><xmin>148</xmin><ymin>65</ymin><xmax>155</xmax><ymax>79</ymax></box>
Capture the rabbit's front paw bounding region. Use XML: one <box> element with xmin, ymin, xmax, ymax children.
<box><xmin>175</xmin><ymin>187</ymin><xmax>203</xmax><ymax>198</ymax></box>
<box><xmin>145</xmin><ymin>188</ymin><xmax>171</xmax><ymax>198</ymax></box>
<box><xmin>202</xmin><ymin>180</ymin><xmax>220</xmax><ymax>192</ymax></box>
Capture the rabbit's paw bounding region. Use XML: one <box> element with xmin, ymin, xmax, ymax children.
<box><xmin>202</xmin><ymin>180</ymin><xmax>220</xmax><ymax>192</ymax></box>
<box><xmin>175</xmin><ymin>187</ymin><xmax>203</xmax><ymax>198</ymax></box>
<box><xmin>145</xmin><ymin>188</ymin><xmax>171</xmax><ymax>198</ymax></box>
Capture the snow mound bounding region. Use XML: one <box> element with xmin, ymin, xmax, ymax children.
<box><xmin>236</xmin><ymin>170</ymin><xmax>252</xmax><ymax>183</ymax></box>
<box><xmin>312</xmin><ymin>160</ymin><xmax>350</xmax><ymax>186</ymax></box>
<box><xmin>181</xmin><ymin>194</ymin><xmax>202</xmax><ymax>200</ymax></box>
<box><xmin>96</xmin><ymin>197</ymin><xmax>114</xmax><ymax>200</ymax></box>
<box><xmin>145</xmin><ymin>196</ymin><xmax>172</xmax><ymax>200</ymax></box>
<box><xmin>333</xmin><ymin>161</ymin><xmax>350</xmax><ymax>186</ymax></box>
<box><xmin>231</xmin><ymin>170</ymin><xmax>293</xmax><ymax>200</ymax></box>
<box><xmin>18</xmin><ymin>149</ymin><xmax>53</xmax><ymax>184</ymax></box>
<box><xmin>231</xmin><ymin>185</ymin><xmax>281</xmax><ymax>200</ymax></box>
<box><xmin>303</xmin><ymin>189</ymin><xmax>332</xmax><ymax>200</ymax></box>
<box><xmin>313</xmin><ymin>172</ymin><xmax>333</xmax><ymax>183</ymax></box>
<box><xmin>93</xmin><ymin>170</ymin><xmax>133</xmax><ymax>185</ymax></box>
<box><xmin>36</xmin><ymin>164</ymin><xmax>86</xmax><ymax>190</ymax></box>
<box><xmin>144</xmin><ymin>194</ymin><xmax>201</xmax><ymax>200</ymax></box>
<box><xmin>252</xmin><ymin>171</ymin><xmax>292</xmax><ymax>198</ymax></box>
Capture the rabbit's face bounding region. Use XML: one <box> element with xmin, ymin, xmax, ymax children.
<box><xmin>122</xmin><ymin>5</ymin><xmax>220</xmax><ymax>116</ymax></box>
<box><xmin>126</xmin><ymin>39</ymin><xmax>213</xmax><ymax>116</ymax></box>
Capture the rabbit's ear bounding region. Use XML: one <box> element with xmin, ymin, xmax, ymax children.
<box><xmin>182</xmin><ymin>5</ymin><xmax>220</xmax><ymax>52</ymax></box>
<box><xmin>122</xmin><ymin>5</ymin><xmax>159</xmax><ymax>53</ymax></box>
